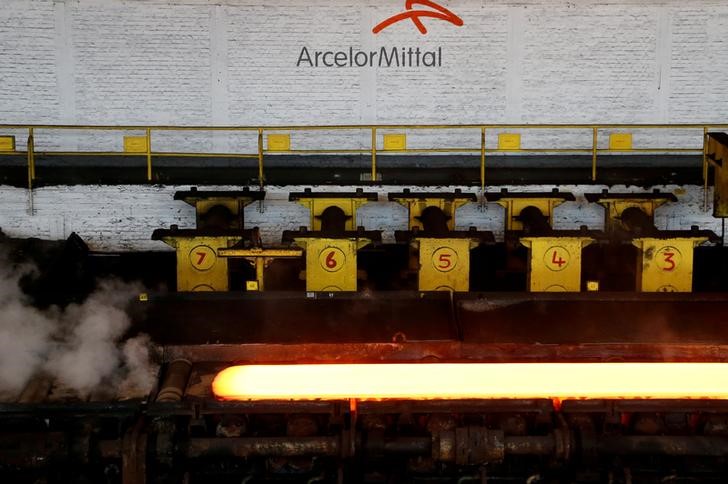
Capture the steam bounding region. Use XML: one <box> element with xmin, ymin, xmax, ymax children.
<box><xmin>0</xmin><ymin>254</ymin><xmax>158</xmax><ymax>400</ymax></box>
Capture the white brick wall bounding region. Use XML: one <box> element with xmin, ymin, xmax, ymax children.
<box><xmin>1</xmin><ymin>0</ymin><xmax>727</xmax><ymax>130</ymax></box>
<box><xmin>521</xmin><ymin>5</ymin><xmax>659</xmax><ymax>124</ymax></box>
<box><xmin>0</xmin><ymin>184</ymin><xmax>719</xmax><ymax>251</ymax></box>
<box><xmin>71</xmin><ymin>3</ymin><xmax>212</xmax><ymax>126</ymax></box>
<box><xmin>0</xmin><ymin>1</ymin><xmax>59</xmax><ymax>124</ymax></box>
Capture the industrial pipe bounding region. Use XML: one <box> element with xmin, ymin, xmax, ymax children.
<box><xmin>185</xmin><ymin>436</ymin><xmax>341</xmax><ymax>458</ymax></box>
<box><xmin>156</xmin><ymin>359</ymin><xmax>192</xmax><ymax>402</ymax></box>
<box><xmin>10</xmin><ymin>431</ymin><xmax>728</xmax><ymax>469</ymax></box>
<box><xmin>597</xmin><ymin>435</ymin><xmax>728</xmax><ymax>456</ymax></box>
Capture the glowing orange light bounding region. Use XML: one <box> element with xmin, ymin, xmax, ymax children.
<box><xmin>212</xmin><ymin>363</ymin><xmax>728</xmax><ymax>401</ymax></box>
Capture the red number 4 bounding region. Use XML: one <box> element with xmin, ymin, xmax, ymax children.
<box><xmin>551</xmin><ymin>251</ymin><xmax>566</xmax><ymax>268</ymax></box>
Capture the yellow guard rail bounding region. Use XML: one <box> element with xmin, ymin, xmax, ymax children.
<box><xmin>1</xmin><ymin>123</ymin><xmax>726</xmax><ymax>193</ymax></box>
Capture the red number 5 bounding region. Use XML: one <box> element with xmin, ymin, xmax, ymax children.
<box><xmin>438</xmin><ymin>253</ymin><xmax>452</xmax><ymax>270</ymax></box>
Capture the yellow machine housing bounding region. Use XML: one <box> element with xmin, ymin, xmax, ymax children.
<box><xmin>293</xmin><ymin>237</ymin><xmax>372</xmax><ymax>292</ymax></box>
<box><xmin>413</xmin><ymin>237</ymin><xmax>480</xmax><ymax>292</ymax></box>
<box><xmin>153</xmin><ymin>231</ymin><xmax>250</xmax><ymax>292</ymax></box>
<box><xmin>174</xmin><ymin>188</ymin><xmax>265</xmax><ymax>230</ymax></box>
<box><xmin>706</xmin><ymin>132</ymin><xmax>728</xmax><ymax>217</ymax></box>
<box><xmin>389</xmin><ymin>189</ymin><xmax>477</xmax><ymax>231</ymax></box>
<box><xmin>389</xmin><ymin>190</ymin><xmax>490</xmax><ymax>292</ymax></box>
<box><xmin>520</xmin><ymin>236</ymin><xmax>595</xmax><ymax>292</ymax></box>
<box><xmin>290</xmin><ymin>189</ymin><xmax>378</xmax><ymax>231</ymax></box>
<box><xmin>584</xmin><ymin>190</ymin><xmax>677</xmax><ymax>235</ymax></box>
<box><xmin>286</xmin><ymin>190</ymin><xmax>381</xmax><ymax>292</ymax></box>
<box><xmin>485</xmin><ymin>190</ymin><xmax>575</xmax><ymax>232</ymax></box>
<box><xmin>218</xmin><ymin>248</ymin><xmax>303</xmax><ymax>291</ymax></box>
<box><xmin>584</xmin><ymin>191</ymin><xmax>717</xmax><ymax>292</ymax></box>
<box><xmin>632</xmin><ymin>237</ymin><xmax>709</xmax><ymax>292</ymax></box>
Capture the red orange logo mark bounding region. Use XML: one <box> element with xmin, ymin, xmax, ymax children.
<box><xmin>373</xmin><ymin>0</ymin><xmax>463</xmax><ymax>35</ymax></box>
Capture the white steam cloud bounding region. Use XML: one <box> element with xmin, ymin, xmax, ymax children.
<box><xmin>0</xmin><ymin>253</ymin><xmax>158</xmax><ymax>400</ymax></box>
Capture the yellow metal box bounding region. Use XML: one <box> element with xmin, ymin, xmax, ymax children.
<box><xmin>267</xmin><ymin>133</ymin><xmax>291</xmax><ymax>151</ymax></box>
<box><xmin>123</xmin><ymin>136</ymin><xmax>148</xmax><ymax>153</ymax></box>
<box><xmin>586</xmin><ymin>280</ymin><xmax>600</xmax><ymax>292</ymax></box>
<box><xmin>0</xmin><ymin>136</ymin><xmax>16</xmax><ymax>152</ymax></box>
<box><xmin>157</xmin><ymin>235</ymin><xmax>244</xmax><ymax>292</ymax></box>
<box><xmin>294</xmin><ymin>238</ymin><xmax>371</xmax><ymax>292</ymax></box>
<box><xmin>246</xmin><ymin>280</ymin><xmax>260</xmax><ymax>291</ymax></box>
<box><xmin>498</xmin><ymin>133</ymin><xmax>521</xmax><ymax>151</ymax></box>
<box><xmin>415</xmin><ymin>238</ymin><xmax>477</xmax><ymax>292</ymax></box>
<box><xmin>295</xmin><ymin>197</ymin><xmax>373</xmax><ymax>232</ymax></box>
<box><xmin>383</xmin><ymin>133</ymin><xmax>406</xmax><ymax>151</ymax></box>
<box><xmin>609</xmin><ymin>133</ymin><xmax>632</xmax><ymax>151</ymax></box>
<box><xmin>520</xmin><ymin>237</ymin><xmax>594</xmax><ymax>292</ymax></box>
<box><xmin>633</xmin><ymin>237</ymin><xmax>707</xmax><ymax>292</ymax></box>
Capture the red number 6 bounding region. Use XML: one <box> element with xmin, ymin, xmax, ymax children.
<box><xmin>325</xmin><ymin>251</ymin><xmax>337</xmax><ymax>269</ymax></box>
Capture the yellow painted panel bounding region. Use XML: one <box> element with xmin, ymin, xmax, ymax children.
<box><xmin>0</xmin><ymin>136</ymin><xmax>16</xmax><ymax>152</ymax></box>
<box><xmin>296</xmin><ymin>198</ymin><xmax>372</xmax><ymax>231</ymax></box>
<box><xmin>123</xmin><ymin>136</ymin><xmax>148</xmax><ymax>153</ymax></box>
<box><xmin>633</xmin><ymin>237</ymin><xmax>706</xmax><ymax>292</ymax></box>
<box><xmin>416</xmin><ymin>238</ymin><xmax>474</xmax><ymax>292</ymax></box>
<box><xmin>391</xmin><ymin>197</ymin><xmax>473</xmax><ymax>232</ymax></box>
<box><xmin>294</xmin><ymin>238</ymin><xmax>371</xmax><ymax>291</ymax></box>
<box><xmin>586</xmin><ymin>280</ymin><xmax>600</xmax><ymax>292</ymax></box>
<box><xmin>609</xmin><ymin>133</ymin><xmax>632</xmax><ymax>151</ymax></box>
<box><xmin>159</xmin><ymin>235</ymin><xmax>243</xmax><ymax>291</ymax></box>
<box><xmin>267</xmin><ymin>133</ymin><xmax>290</xmax><ymax>151</ymax></box>
<box><xmin>383</xmin><ymin>133</ymin><xmax>406</xmax><ymax>151</ymax></box>
<box><xmin>521</xmin><ymin>237</ymin><xmax>594</xmax><ymax>292</ymax></box>
<box><xmin>496</xmin><ymin>198</ymin><xmax>565</xmax><ymax>231</ymax></box>
<box><xmin>498</xmin><ymin>133</ymin><xmax>521</xmax><ymax>151</ymax></box>
<box><xmin>246</xmin><ymin>280</ymin><xmax>260</xmax><ymax>291</ymax></box>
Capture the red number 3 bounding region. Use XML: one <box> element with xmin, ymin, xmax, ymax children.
<box><xmin>662</xmin><ymin>251</ymin><xmax>676</xmax><ymax>271</ymax></box>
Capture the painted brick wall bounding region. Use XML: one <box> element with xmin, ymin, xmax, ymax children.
<box><xmin>0</xmin><ymin>184</ymin><xmax>718</xmax><ymax>252</ymax></box>
<box><xmin>1</xmin><ymin>0</ymin><xmax>727</xmax><ymax>131</ymax></box>
<box><xmin>521</xmin><ymin>5</ymin><xmax>659</xmax><ymax>124</ymax></box>
<box><xmin>0</xmin><ymin>1</ymin><xmax>59</xmax><ymax>124</ymax></box>
<box><xmin>71</xmin><ymin>3</ymin><xmax>212</xmax><ymax>126</ymax></box>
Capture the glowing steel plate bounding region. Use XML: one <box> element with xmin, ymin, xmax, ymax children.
<box><xmin>212</xmin><ymin>363</ymin><xmax>728</xmax><ymax>401</ymax></box>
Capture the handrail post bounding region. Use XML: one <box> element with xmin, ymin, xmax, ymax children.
<box><xmin>371</xmin><ymin>127</ymin><xmax>377</xmax><ymax>182</ymax></box>
<box><xmin>703</xmin><ymin>126</ymin><xmax>709</xmax><ymax>211</ymax></box>
<box><xmin>591</xmin><ymin>127</ymin><xmax>598</xmax><ymax>181</ymax></box>
<box><xmin>480</xmin><ymin>127</ymin><xmax>486</xmax><ymax>192</ymax></box>
<box><xmin>26</xmin><ymin>127</ymin><xmax>35</xmax><ymax>215</ymax></box>
<box><xmin>145</xmin><ymin>128</ymin><xmax>152</xmax><ymax>182</ymax></box>
<box><xmin>257</xmin><ymin>128</ymin><xmax>264</xmax><ymax>188</ymax></box>
<box><xmin>27</xmin><ymin>127</ymin><xmax>35</xmax><ymax>184</ymax></box>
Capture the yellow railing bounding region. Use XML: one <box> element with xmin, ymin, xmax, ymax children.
<box><xmin>1</xmin><ymin>123</ymin><xmax>726</xmax><ymax>191</ymax></box>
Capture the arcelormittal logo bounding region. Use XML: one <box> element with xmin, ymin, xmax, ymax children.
<box><xmin>372</xmin><ymin>0</ymin><xmax>463</xmax><ymax>34</ymax></box>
